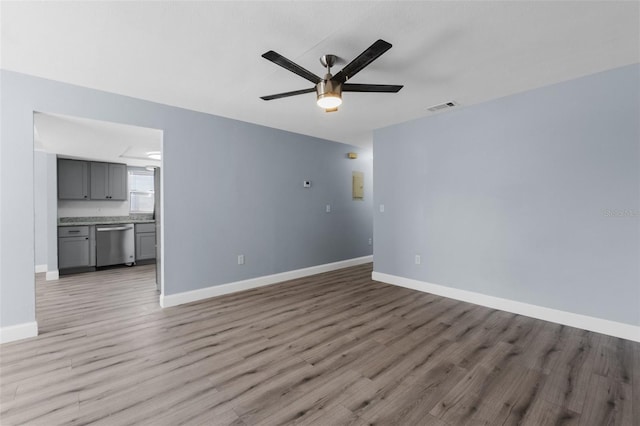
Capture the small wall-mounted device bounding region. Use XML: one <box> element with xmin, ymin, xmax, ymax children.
<box><xmin>303</xmin><ymin>180</ymin><xmax>311</xmax><ymax>188</ymax></box>
<box><xmin>347</xmin><ymin>152</ymin><xmax>358</xmax><ymax>159</ymax></box>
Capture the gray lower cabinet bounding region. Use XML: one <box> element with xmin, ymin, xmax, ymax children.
<box><xmin>58</xmin><ymin>159</ymin><xmax>89</xmax><ymax>200</ymax></box>
<box><xmin>58</xmin><ymin>226</ymin><xmax>93</xmax><ymax>269</ymax></box>
<box><xmin>135</xmin><ymin>223</ymin><xmax>156</xmax><ymax>261</ymax></box>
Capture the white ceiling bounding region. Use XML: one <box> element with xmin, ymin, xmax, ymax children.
<box><xmin>3</xmin><ymin>1</ymin><xmax>639</xmax><ymax>148</ymax></box>
<box><xmin>34</xmin><ymin>113</ymin><xmax>162</xmax><ymax>167</ymax></box>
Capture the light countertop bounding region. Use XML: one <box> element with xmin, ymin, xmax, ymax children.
<box><xmin>58</xmin><ymin>216</ymin><xmax>155</xmax><ymax>226</ymax></box>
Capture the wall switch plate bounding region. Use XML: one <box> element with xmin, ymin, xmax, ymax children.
<box><xmin>414</xmin><ymin>255</ymin><xmax>421</xmax><ymax>265</ymax></box>
<box><xmin>326</xmin><ymin>204</ymin><xmax>331</xmax><ymax>213</ymax></box>
<box><xmin>379</xmin><ymin>204</ymin><xmax>385</xmax><ymax>213</ymax></box>
<box><xmin>368</xmin><ymin>238</ymin><xmax>373</xmax><ymax>246</ymax></box>
<box><xmin>237</xmin><ymin>254</ymin><xmax>245</xmax><ymax>265</ymax></box>
<box><xmin>303</xmin><ymin>181</ymin><xmax>311</xmax><ymax>188</ymax></box>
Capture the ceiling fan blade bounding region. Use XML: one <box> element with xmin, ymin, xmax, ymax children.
<box><xmin>342</xmin><ymin>83</ymin><xmax>403</xmax><ymax>93</ymax></box>
<box><xmin>262</xmin><ymin>51</ymin><xmax>322</xmax><ymax>84</ymax></box>
<box><xmin>332</xmin><ymin>39</ymin><xmax>393</xmax><ymax>84</ymax></box>
<box><xmin>260</xmin><ymin>87</ymin><xmax>316</xmax><ymax>101</ymax></box>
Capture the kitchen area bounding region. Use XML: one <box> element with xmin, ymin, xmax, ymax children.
<box><xmin>57</xmin><ymin>158</ymin><xmax>157</xmax><ymax>274</ymax></box>
<box><xmin>34</xmin><ymin>112</ymin><xmax>163</xmax><ymax>292</ymax></box>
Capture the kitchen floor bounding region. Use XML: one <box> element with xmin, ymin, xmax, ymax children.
<box><xmin>0</xmin><ymin>264</ymin><xmax>637</xmax><ymax>425</ymax></box>
<box><xmin>36</xmin><ymin>264</ymin><xmax>159</xmax><ymax>334</ymax></box>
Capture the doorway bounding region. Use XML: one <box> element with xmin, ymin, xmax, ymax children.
<box><xmin>33</xmin><ymin>112</ymin><xmax>164</xmax><ymax>332</ymax></box>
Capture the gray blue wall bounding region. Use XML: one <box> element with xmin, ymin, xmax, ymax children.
<box><xmin>0</xmin><ymin>70</ymin><xmax>373</xmax><ymax>329</ymax></box>
<box><xmin>373</xmin><ymin>64</ymin><xmax>639</xmax><ymax>326</ymax></box>
<box><xmin>33</xmin><ymin>151</ymin><xmax>58</xmax><ymax>273</ymax></box>
<box><xmin>34</xmin><ymin>150</ymin><xmax>48</xmax><ymax>267</ymax></box>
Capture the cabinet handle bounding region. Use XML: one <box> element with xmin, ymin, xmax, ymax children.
<box><xmin>68</xmin><ymin>230</ymin><xmax>80</xmax><ymax>233</ymax></box>
<box><xmin>85</xmin><ymin>237</ymin><xmax>89</xmax><ymax>240</ymax></box>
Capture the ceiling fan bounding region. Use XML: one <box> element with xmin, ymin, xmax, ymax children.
<box><xmin>260</xmin><ymin>39</ymin><xmax>403</xmax><ymax>112</ymax></box>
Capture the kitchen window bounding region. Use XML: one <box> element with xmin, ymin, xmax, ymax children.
<box><xmin>128</xmin><ymin>168</ymin><xmax>155</xmax><ymax>213</ymax></box>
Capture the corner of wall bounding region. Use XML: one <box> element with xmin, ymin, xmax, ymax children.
<box><xmin>373</xmin><ymin>271</ymin><xmax>640</xmax><ymax>343</ymax></box>
<box><xmin>0</xmin><ymin>321</ymin><xmax>38</xmax><ymax>344</ymax></box>
<box><xmin>162</xmin><ymin>255</ymin><xmax>373</xmax><ymax>308</ymax></box>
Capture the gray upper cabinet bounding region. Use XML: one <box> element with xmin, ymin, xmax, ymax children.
<box><xmin>90</xmin><ymin>162</ymin><xmax>127</xmax><ymax>200</ymax></box>
<box><xmin>58</xmin><ymin>158</ymin><xmax>127</xmax><ymax>201</ymax></box>
<box><xmin>108</xmin><ymin>163</ymin><xmax>127</xmax><ymax>200</ymax></box>
<box><xmin>90</xmin><ymin>162</ymin><xmax>108</xmax><ymax>200</ymax></box>
<box><xmin>58</xmin><ymin>159</ymin><xmax>89</xmax><ymax>200</ymax></box>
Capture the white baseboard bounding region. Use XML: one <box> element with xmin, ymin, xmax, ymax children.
<box><xmin>161</xmin><ymin>255</ymin><xmax>373</xmax><ymax>308</ymax></box>
<box><xmin>35</xmin><ymin>264</ymin><xmax>47</xmax><ymax>273</ymax></box>
<box><xmin>372</xmin><ymin>271</ymin><xmax>640</xmax><ymax>343</ymax></box>
<box><xmin>46</xmin><ymin>270</ymin><xmax>59</xmax><ymax>281</ymax></box>
<box><xmin>0</xmin><ymin>321</ymin><xmax>38</xmax><ymax>344</ymax></box>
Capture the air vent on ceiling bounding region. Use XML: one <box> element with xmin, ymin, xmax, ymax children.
<box><xmin>427</xmin><ymin>101</ymin><xmax>458</xmax><ymax>112</ymax></box>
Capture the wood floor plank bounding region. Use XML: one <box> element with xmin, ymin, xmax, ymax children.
<box><xmin>578</xmin><ymin>373</ymin><xmax>633</xmax><ymax>426</ymax></box>
<box><xmin>428</xmin><ymin>342</ymin><xmax>516</xmax><ymax>424</ymax></box>
<box><xmin>351</xmin><ymin>362</ymin><xmax>467</xmax><ymax>425</ymax></box>
<box><xmin>540</xmin><ymin>328</ymin><xmax>599</xmax><ymax>414</ymax></box>
<box><xmin>520</xmin><ymin>396</ymin><xmax>580</xmax><ymax>426</ymax></box>
<box><xmin>631</xmin><ymin>337</ymin><xmax>640</xmax><ymax>426</ymax></box>
<box><xmin>0</xmin><ymin>262</ymin><xmax>637</xmax><ymax>425</ymax></box>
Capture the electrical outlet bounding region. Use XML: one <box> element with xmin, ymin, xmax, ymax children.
<box><xmin>368</xmin><ymin>238</ymin><xmax>373</xmax><ymax>245</ymax></box>
<box><xmin>414</xmin><ymin>255</ymin><xmax>421</xmax><ymax>265</ymax></box>
<box><xmin>326</xmin><ymin>204</ymin><xmax>331</xmax><ymax>213</ymax></box>
<box><xmin>237</xmin><ymin>254</ymin><xmax>245</xmax><ymax>265</ymax></box>
<box><xmin>379</xmin><ymin>204</ymin><xmax>385</xmax><ymax>213</ymax></box>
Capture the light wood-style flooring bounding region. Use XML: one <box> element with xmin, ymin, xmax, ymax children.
<box><xmin>0</xmin><ymin>263</ymin><xmax>638</xmax><ymax>425</ymax></box>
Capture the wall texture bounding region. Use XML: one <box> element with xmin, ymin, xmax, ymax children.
<box><xmin>33</xmin><ymin>151</ymin><xmax>58</xmax><ymax>273</ymax></box>
<box><xmin>45</xmin><ymin>154</ymin><xmax>58</xmax><ymax>273</ymax></box>
<box><xmin>373</xmin><ymin>64</ymin><xmax>639</xmax><ymax>326</ymax></box>
<box><xmin>0</xmin><ymin>70</ymin><xmax>373</xmax><ymax>329</ymax></box>
<box><xmin>34</xmin><ymin>150</ymin><xmax>48</xmax><ymax>267</ymax></box>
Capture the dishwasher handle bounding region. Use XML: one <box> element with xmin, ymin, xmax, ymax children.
<box><xmin>97</xmin><ymin>226</ymin><xmax>133</xmax><ymax>232</ymax></box>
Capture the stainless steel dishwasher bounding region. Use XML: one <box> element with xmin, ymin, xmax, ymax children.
<box><xmin>96</xmin><ymin>224</ymin><xmax>135</xmax><ymax>267</ymax></box>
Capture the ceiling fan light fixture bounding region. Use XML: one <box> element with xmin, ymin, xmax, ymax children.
<box><xmin>317</xmin><ymin>95</ymin><xmax>342</xmax><ymax>109</ymax></box>
<box><xmin>316</xmin><ymin>79</ymin><xmax>342</xmax><ymax>109</ymax></box>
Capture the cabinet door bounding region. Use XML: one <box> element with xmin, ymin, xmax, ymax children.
<box><xmin>90</xmin><ymin>162</ymin><xmax>109</xmax><ymax>200</ymax></box>
<box><xmin>108</xmin><ymin>163</ymin><xmax>127</xmax><ymax>200</ymax></box>
<box><xmin>58</xmin><ymin>236</ymin><xmax>90</xmax><ymax>269</ymax></box>
<box><xmin>58</xmin><ymin>159</ymin><xmax>89</xmax><ymax>200</ymax></box>
<box><xmin>136</xmin><ymin>232</ymin><xmax>156</xmax><ymax>260</ymax></box>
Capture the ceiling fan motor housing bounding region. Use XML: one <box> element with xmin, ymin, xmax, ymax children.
<box><xmin>316</xmin><ymin>75</ymin><xmax>342</xmax><ymax>105</ymax></box>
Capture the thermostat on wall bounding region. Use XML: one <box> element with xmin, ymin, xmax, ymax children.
<box><xmin>303</xmin><ymin>180</ymin><xmax>311</xmax><ymax>188</ymax></box>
